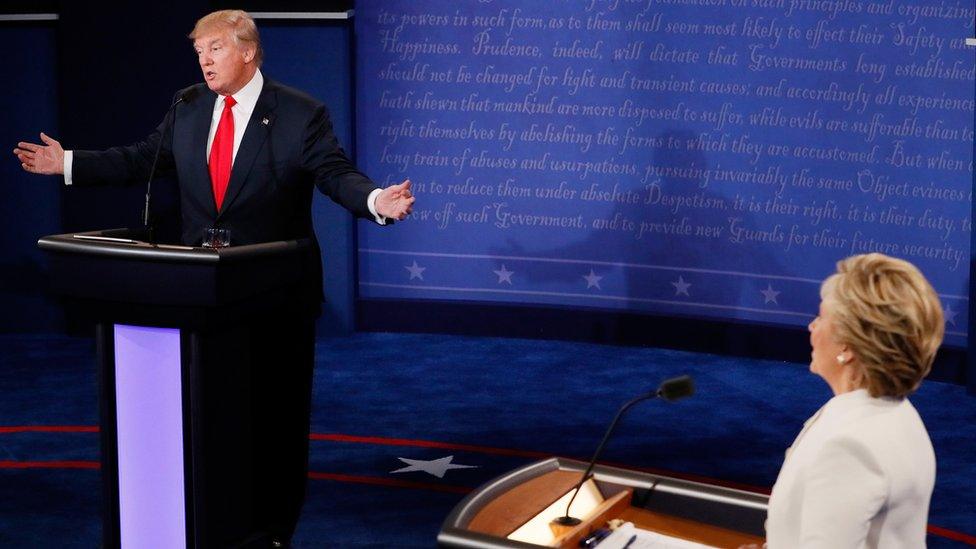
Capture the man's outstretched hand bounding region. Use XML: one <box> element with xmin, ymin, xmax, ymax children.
<box><xmin>13</xmin><ymin>133</ymin><xmax>64</xmax><ymax>175</ymax></box>
<box><xmin>375</xmin><ymin>179</ymin><xmax>415</xmax><ymax>221</ymax></box>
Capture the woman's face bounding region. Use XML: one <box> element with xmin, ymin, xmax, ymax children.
<box><xmin>808</xmin><ymin>299</ymin><xmax>848</xmax><ymax>392</ymax></box>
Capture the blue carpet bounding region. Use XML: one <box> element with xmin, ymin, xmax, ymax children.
<box><xmin>1</xmin><ymin>333</ymin><xmax>974</xmax><ymax>547</ymax></box>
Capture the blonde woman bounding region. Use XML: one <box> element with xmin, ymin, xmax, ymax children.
<box><xmin>764</xmin><ymin>253</ymin><xmax>943</xmax><ymax>548</ymax></box>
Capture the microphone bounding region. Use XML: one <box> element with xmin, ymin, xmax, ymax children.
<box><xmin>552</xmin><ymin>375</ymin><xmax>695</xmax><ymax>527</ymax></box>
<box><xmin>143</xmin><ymin>87</ymin><xmax>198</xmax><ymax>243</ymax></box>
<box><xmin>656</xmin><ymin>375</ymin><xmax>694</xmax><ymax>402</ymax></box>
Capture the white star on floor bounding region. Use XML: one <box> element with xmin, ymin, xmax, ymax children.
<box><xmin>583</xmin><ymin>269</ymin><xmax>603</xmax><ymax>290</ymax></box>
<box><xmin>671</xmin><ymin>276</ymin><xmax>691</xmax><ymax>296</ymax></box>
<box><xmin>405</xmin><ymin>261</ymin><xmax>426</xmax><ymax>281</ymax></box>
<box><xmin>391</xmin><ymin>455</ymin><xmax>477</xmax><ymax>479</ymax></box>
<box><xmin>760</xmin><ymin>284</ymin><xmax>780</xmax><ymax>305</ymax></box>
<box><xmin>493</xmin><ymin>264</ymin><xmax>514</xmax><ymax>285</ymax></box>
<box><xmin>944</xmin><ymin>303</ymin><xmax>958</xmax><ymax>326</ymax></box>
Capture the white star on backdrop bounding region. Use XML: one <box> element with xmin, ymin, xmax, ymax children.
<box><xmin>671</xmin><ymin>276</ymin><xmax>691</xmax><ymax>296</ymax></box>
<box><xmin>760</xmin><ymin>284</ymin><xmax>780</xmax><ymax>305</ymax></box>
<box><xmin>493</xmin><ymin>264</ymin><xmax>514</xmax><ymax>285</ymax></box>
<box><xmin>405</xmin><ymin>261</ymin><xmax>426</xmax><ymax>281</ymax></box>
<box><xmin>391</xmin><ymin>455</ymin><xmax>477</xmax><ymax>478</ymax></box>
<box><xmin>944</xmin><ymin>303</ymin><xmax>958</xmax><ymax>326</ymax></box>
<box><xmin>583</xmin><ymin>269</ymin><xmax>603</xmax><ymax>290</ymax></box>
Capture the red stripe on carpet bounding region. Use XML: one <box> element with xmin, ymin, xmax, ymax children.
<box><xmin>308</xmin><ymin>471</ymin><xmax>472</xmax><ymax>495</ymax></box>
<box><xmin>2</xmin><ymin>426</ymin><xmax>975</xmax><ymax>544</ymax></box>
<box><xmin>0</xmin><ymin>459</ymin><xmax>472</xmax><ymax>496</ymax></box>
<box><xmin>927</xmin><ymin>524</ymin><xmax>976</xmax><ymax>545</ymax></box>
<box><xmin>0</xmin><ymin>425</ymin><xmax>98</xmax><ymax>434</ymax></box>
<box><xmin>0</xmin><ymin>460</ymin><xmax>99</xmax><ymax>470</ymax></box>
<box><xmin>310</xmin><ymin>433</ymin><xmax>550</xmax><ymax>459</ymax></box>
<box><xmin>0</xmin><ymin>426</ymin><xmax>767</xmax><ymax>493</ymax></box>
<box><xmin>310</xmin><ymin>433</ymin><xmax>768</xmax><ymax>494</ymax></box>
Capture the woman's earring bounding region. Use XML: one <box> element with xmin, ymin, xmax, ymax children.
<box><xmin>836</xmin><ymin>354</ymin><xmax>846</xmax><ymax>364</ymax></box>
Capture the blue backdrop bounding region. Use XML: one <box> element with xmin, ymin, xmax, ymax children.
<box><xmin>0</xmin><ymin>23</ymin><xmax>60</xmax><ymax>332</ymax></box>
<box><xmin>261</xmin><ymin>21</ymin><xmax>359</xmax><ymax>335</ymax></box>
<box><xmin>354</xmin><ymin>1</ymin><xmax>974</xmax><ymax>346</ymax></box>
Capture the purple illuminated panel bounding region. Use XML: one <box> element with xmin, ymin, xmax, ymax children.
<box><xmin>114</xmin><ymin>325</ymin><xmax>186</xmax><ymax>549</ymax></box>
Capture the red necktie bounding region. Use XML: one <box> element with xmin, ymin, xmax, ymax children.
<box><xmin>209</xmin><ymin>95</ymin><xmax>237</xmax><ymax>210</ymax></box>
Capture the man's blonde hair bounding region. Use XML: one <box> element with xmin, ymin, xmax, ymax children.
<box><xmin>189</xmin><ymin>10</ymin><xmax>263</xmax><ymax>67</ymax></box>
<box><xmin>821</xmin><ymin>253</ymin><xmax>944</xmax><ymax>398</ymax></box>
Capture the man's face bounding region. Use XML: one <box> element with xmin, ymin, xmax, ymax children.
<box><xmin>193</xmin><ymin>28</ymin><xmax>255</xmax><ymax>96</ymax></box>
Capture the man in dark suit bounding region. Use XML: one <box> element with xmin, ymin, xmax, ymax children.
<box><xmin>15</xmin><ymin>11</ymin><xmax>412</xmax><ymax>246</ymax></box>
<box><xmin>14</xmin><ymin>9</ymin><xmax>413</xmax><ymax>546</ymax></box>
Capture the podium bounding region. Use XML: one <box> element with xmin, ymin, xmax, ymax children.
<box><xmin>438</xmin><ymin>458</ymin><xmax>768</xmax><ymax>548</ymax></box>
<box><xmin>39</xmin><ymin>228</ymin><xmax>315</xmax><ymax>548</ymax></box>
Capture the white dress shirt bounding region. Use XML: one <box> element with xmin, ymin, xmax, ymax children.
<box><xmin>64</xmin><ymin>69</ymin><xmax>385</xmax><ymax>223</ymax></box>
<box><xmin>205</xmin><ymin>68</ymin><xmax>264</xmax><ymax>163</ymax></box>
<box><xmin>765</xmin><ymin>389</ymin><xmax>935</xmax><ymax>548</ymax></box>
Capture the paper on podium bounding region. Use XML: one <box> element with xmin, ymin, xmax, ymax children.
<box><xmin>596</xmin><ymin>522</ymin><xmax>717</xmax><ymax>549</ymax></box>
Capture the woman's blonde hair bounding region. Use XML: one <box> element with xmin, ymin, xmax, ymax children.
<box><xmin>821</xmin><ymin>253</ymin><xmax>943</xmax><ymax>398</ymax></box>
<box><xmin>189</xmin><ymin>10</ymin><xmax>263</xmax><ymax>67</ymax></box>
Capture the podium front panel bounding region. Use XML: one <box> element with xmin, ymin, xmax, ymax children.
<box><xmin>114</xmin><ymin>325</ymin><xmax>187</xmax><ymax>549</ymax></box>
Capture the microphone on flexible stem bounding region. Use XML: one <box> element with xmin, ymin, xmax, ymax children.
<box><xmin>552</xmin><ymin>375</ymin><xmax>695</xmax><ymax>527</ymax></box>
<box><xmin>143</xmin><ymin>87</ymin><xmax>197</xmax><ymax>244</ymax></box>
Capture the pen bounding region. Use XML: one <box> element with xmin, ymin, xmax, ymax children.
<box><xmin>622</xmin><ymin>534</ymin><xmax>637</xmax><ymax>549</ymax></box>
<box><xmin>580</xmin><ymin>528</ymin><xmax>611</xmax><ymax>547</ymax></box>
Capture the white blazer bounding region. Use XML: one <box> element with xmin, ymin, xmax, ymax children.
<box><xmin>765</xmin><ymin>389</ymin><xmax>935</xmax><ymax>548</ymax></box>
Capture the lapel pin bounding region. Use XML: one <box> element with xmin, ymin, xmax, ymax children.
<box><xmin>262</xmin><ymin>117</ymin><xmax>270</xmax><ymax>126</ymax></box>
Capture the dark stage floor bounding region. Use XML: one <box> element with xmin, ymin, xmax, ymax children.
<box><xmin>1</xmin><ymin>333</ymin><xmax>974</xmax><ymax>547</ymax></box>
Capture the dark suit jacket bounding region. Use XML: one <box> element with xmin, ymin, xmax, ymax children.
<box><xmin>72</xmin><ymin>77</ymin><xmax>380</xmax><ymax>303</ymax></box>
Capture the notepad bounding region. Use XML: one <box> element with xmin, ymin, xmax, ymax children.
<box><xmin>72</xmin><ymin>234</ymin><xmax>138</xmax><ymax>244</ymax></box>
<box><xmin>596</xmin><ymin>522</ymin><xmax>717</xmax><ymax>549</ymax></box>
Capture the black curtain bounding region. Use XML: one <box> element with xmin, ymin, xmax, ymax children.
<box><xmin>57</xmin><ymin>1</ymin><xmax>208</xmax><ymax>242</ymax></box>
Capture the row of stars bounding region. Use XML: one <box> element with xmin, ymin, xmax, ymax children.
<box><xmin>405</xmin><ymin>261</ymin><xmax>780</xmax><ymax>302</ymax></box>
<box><xmin>402</xmin><ymin>260</ymin><xmax>962</xmax><ymax>324</ymax></box>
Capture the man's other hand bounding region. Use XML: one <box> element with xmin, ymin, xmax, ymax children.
<box><xmin>375</xmin><ymin>179</ymin><xmax>415</xmax><ymax>221</ymax></box>
<box><xmin>13</xmin><ymin>132</ymin><xmax>64</xmax><ymax>175</ymax></box>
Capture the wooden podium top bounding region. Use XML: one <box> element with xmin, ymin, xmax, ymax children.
<box><xmin>468</xmin><ymin>470</ymin><xmax>581</xmax><ymax>536</ymax></box>
<box><xmin>439</xmin><ymin>458</ymin><xmax>768</xmax><ymax>549</ymax></box>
